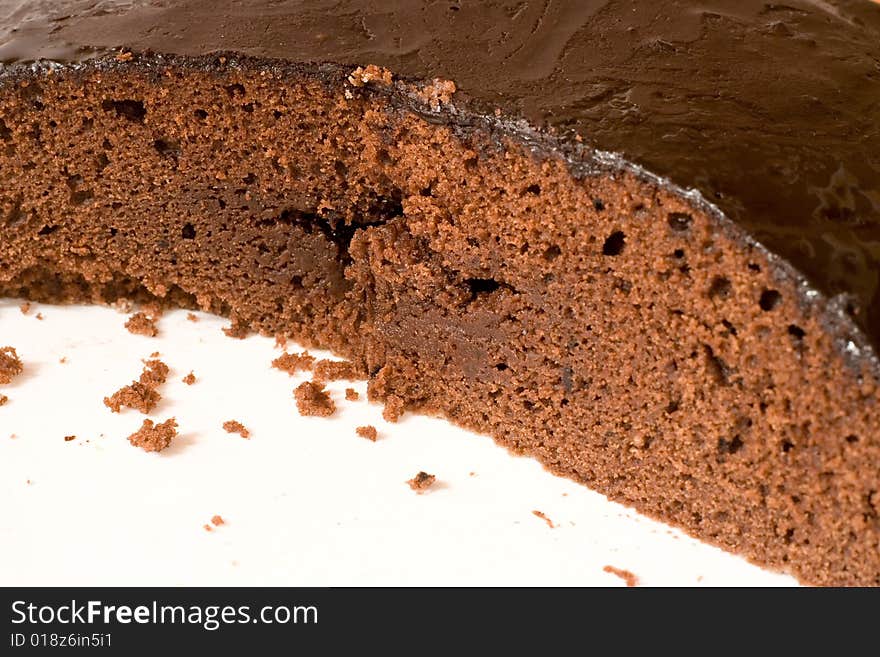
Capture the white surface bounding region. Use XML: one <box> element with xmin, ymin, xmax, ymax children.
<box><xmin>0</xmin><ymin>297</ymin><xmax>797</xmax><ymax>586</ymax></box>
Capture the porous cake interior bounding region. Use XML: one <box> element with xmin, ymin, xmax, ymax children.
<box><xmin>0</xmin><ymin>60</ymin><xmax>877</xmax><ymax>585</ymax></box>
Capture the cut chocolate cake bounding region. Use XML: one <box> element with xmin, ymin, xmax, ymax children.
<box><xmin>1</xmin><ymin>1</ymin><xmax>879</xmax><ymax>585</ymax></box>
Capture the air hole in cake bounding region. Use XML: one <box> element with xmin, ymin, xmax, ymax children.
<box><xmin>154</xmin><ymin>138</ymin><xmax>180</xmax><ymax>158</ymax></box>
<box><xmin>748</xmin><ymin>262</ymin><xmax>762</xmax><ymax>272</ymax></box>
<box><xmin>194</xmin><ymin>108</ymin><xmax>208</xmax><ymax>120</ymax></box>
<box><xmin>224</xmin><ymin>83</ymin><xmax>246</xmax><ymax>97</ymax></box>
<box><xmin>845</xmin><ymin>434</ymin><xmax>859</xmax><ymax>444</ymax></box>
<box><xmin>673</xmin><ymin>248</ymin><xmax>685</xmax><ymax>259</ymax></box>
<box><xmin>593</xmin><ymin>198</ymin><xmax>605</xmax><ymax>211</ymax></box>
<box><xmin>37</xmin><ymin>224</ymin><xmax>58</xmax><ymax>236</ymax></box>
<box><xmin>782</xmin><ymin>440</ymin><xmax>794</xmax><ymax>453</ymax></box>
<box><xmin>100</xmin><ymin>98</ymin><xmax>146</xmax><ymax>122</ymax></box>
<box><xmin>667</xmin><ymin>212</ymin><xmax>692</xmax><ymax>232</ymax></box>
<box><xmin>0</xmin><ymin>118</ymin><xmax>11</xmax><ymax>141</ymax></box>
<box><xmin>542</xmin><ymin>244</ymin><xmax>561</xmax><ymax>261</ymax></box>
<box><xmin>718</xmin><ymin>435</ymin><xmax>744</xmax><ymax>455</ymax></box>
<box><xmin>708</xmin><ymin>276</ymin><xmax>732</xmax><ymax>300</ymax></box>
<box><xmin>759</xmin><ymin>289</ymin><xmax>782</xmax><ymax>311</ymax></box>
<box><xmin>465</xmin><ymin>277</ymin><xmax>501</xmax><ymax>298</ymax></box>
<box><xmin>494</xmin><ymin>363</ymin><xmax>508</xmax><ymax>371</ymax></box>
<box><xmin>602</xmin><ymin>231</ymin><xmax>625</xmax><ymax>256</ymax></box>
<box><xmin>788</xmin><ymin>324</ymin><xmax>806</xmax><ymax>340</ymax></box>
<box><xmin>524</xmin><ymin>184</ymin><xmax>541</xmax><ymax>195</ymax></box>
<box><xmin>721</xmin><ymin>319</ymin><xmax>738</xmax><ymax>336</ymax></box>
<box><xmin>181</xmin><ymin>223</ymin><xmax>196</xmax><ymax>240</ymax></box>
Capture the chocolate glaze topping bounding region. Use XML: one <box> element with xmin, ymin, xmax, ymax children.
<box><xmin>2</xmin><ymin>0</ymin><xmax>880</xmax><ymax>350</ymax></box>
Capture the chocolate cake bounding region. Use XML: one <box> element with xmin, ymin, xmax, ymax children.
<box><xmin>0</xmin><ymin>0</ymin><xmax>878</xmax><ymax>585</ymax></box>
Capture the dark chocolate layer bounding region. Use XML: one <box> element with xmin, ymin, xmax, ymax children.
<box><xmin>1</xmin><ymin>0</ymin><xmax>880</xmax><ymax>349</ymax></box>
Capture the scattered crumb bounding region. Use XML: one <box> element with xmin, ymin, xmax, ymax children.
<box><xmin>112</xmin><ymin>298</ymin><xmax>134</xmax><ymax>313</ymax></box>
<box><xmin>104</xmin><ymin>359</ymin><xmax>169</xmax><ymax>414</ymax></box>
<box><xmin>469</xmin><ymin>471</ymin><xmax>476</xmax><ymax>477</ymax></box>
<box><xmin>19</xmin><ymin>302</ymin><xmax>31</xmax><ymax>315</ymax></box>
<box><xmin>149</xmin><ymin>351</ymin><xmax>160</xmax><ymax>358</ymax></box>
<box><xmin>222</xmin><ymin>319</ymin><xmax>248</xmax><ymax>339</ymax></box>
<box><xmin>407</xmin><ymin>471</ymin><xmax>436</xmax><ymax>492</ymax></box>
<box><xmin>105</xmin><ymin>381</ymin><xmax>159</xmax><ymax>414</ymax></box>
<box><xmin>415</xmin><ymin>78</ymin><xmax>457</xmax><ymax>110</ymax></box>
<box><xmin>294</xmin><ymin>381</ymin><xmax>336</xmax><ymax>417</ymax></box>
<box><xmin>115</xmin><ymin>50</ymin><xmax>133</xmax><ymax>62</ymax></box>
<box><xmin>35</xmin><ymin>312</ymin><xmax>43</xmax><ymax>320</ymax></box>
<box><xmin>223</xmin><ymin>420</ymin><xmax>250</xmax><ymax>439</ymax></box>
<box><xmin>0</xmin><ymin>394</ymin><xmax>7</xmax><ymax>406</ymax></box>
<box><xmin>59</xmin><ymin>357</ymin><xmax>67</xmax><ymax>364</ymax></box>
<box><xmin>345</xmin><ymin>388</ymin><xmax>359</xmax><ymax>401</ymax></box>
<box><xmin>127</xmin><ymin>418</ymin><xmax>177</xmax><ymax>453</ymax></box>
<box><xmin>348</xmin><ymin>64</ymin><xmax>393</xmax><ymax>87</ymax></box>
<box><xmin>274</xmin><ymin>334</ymin><xmax>287</xmax><ymax>349</ymax></box>
<box><xmin>26</xmin><ymin>479</ymin><xmax>31</xmax><ymax>485</ymax></box>
<box><xmin>356</xmin><ymin>425</ymin><xmax>378</xmax><ymax>441</ymax></box>
<box><xmin>272</xmin><ymin>351</ymin><xmax>315</xmax><ymax>375</ymax></box>
<box><xmin>382</xmin><ymin>395</ymin><xmax>405</xmax><ymax>423</ymax></box>
<box><xmin>313</xmin><ymin>359</ymin><xmax>360</xmax><ymax>382</ymax></box>
<box><xmin>532</xmin><ymin>510</ymin><xmax>555</xmax><ymax>529</ymax></box>
<box><xmin>603</xmin><ymin>565</ymin><xmax>639</xmax><ymax>587</ymax></box>
<box><xmin>182</xmin><ymin>372</ymin><xmax>196</xmax><ymax>385</ymax></box>
<box><xmin>203</xmin><ymin>524</ymin><xmax>213</xmax><ymax>532</ymax></box>
<box><xmin>211</xmin><ymin>515</ymin><xmax>225</xmax><ymax>526</ymax></box>
<box><xmin>0</xmin><ymin>346</ymin><xmax>24</xmax><ymax>384</ymax></box>
<box><xmin>186</xmin><ymin>312</ymin><xmax>199</xmax><ymax>322</ymax></box>
<box><xmin>139</xmin><ymin>358</ymin><xmax>169</xmax><ymax>387</ymax></box>
<box><xmin>125</xmin><ymin>312</ymin><xmax>158</xmax><ymax>337</ymax></box>
<box><xmin>64</xmin><ymin>435</ymin><xmax>76</xmax><ymax>442</ymax></box>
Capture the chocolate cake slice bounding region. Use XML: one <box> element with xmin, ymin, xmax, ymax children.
<box><xmin>1</xmin><ymin>0</ymin><xmax>879</xmax><ymax>585</ymax></box>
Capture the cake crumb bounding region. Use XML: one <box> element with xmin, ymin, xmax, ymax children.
<box><xmin>313</xmin><ymin>359</ymin><xmax>360</xmax><ymax>382</ymax></box>
<box><xmin>532</xmin><ymin>510</ymin><xmax>555</xmax><ymax>529</ymax></box>
<box><xmin>59</xmin><ymin>356</ymin><xmax>67</xmax><ymax>364</ymax></box>
<box><xmin>603</xmin><ymin>565</ymin><xmax>639</xmax><ymax>587</ymax></box>
<box><xmin>382</xmin><ymin>395</ymin><xmax>405</xmax><ymax>423</ymax></box>
<box><xmin>186</xmin><ymin>312</ymin><xmax>199</xmax><ymax>322</ymax></box>
<box><xmin>203</xmin><ymin>524</ymin><xmax>213</xmax><ymax>532</ymax></box>
<box><xmin>127</xmin><ymin>418</ymin><xmax>177</xmax><ymax>453</ymax></box>
<box><xmin>182</xmin><ymin>372</ymin><xmax>197</xmax><ymax>385</ymax></box>
<box><xmin>294</xmin><ymin>381</ymin><xmax>335</xmax><ymax>417</ymax></box>
<box><xmin>407</xmin><ymin>471</ymin><xmax>436</xmax><ymax>492</ymax></box>
<box><xmin>222</xmin><ymin>319</ymin><xmax>248</xmax><ymax>339</ymax></box>
<box><xmin>0</xmin><ymin>394</ymin><xmax>7</xmax><ymax>406</ymax></box>
<box><xmin>273</xmin><ymin>351</ymin><xmax>315</xmax><ymax>375</ymax></box>
<box><xmin>104</xmin><ymin>359</ymin><xmax>168</xmax><ymax>414</ymax></box>
<box><xmin>0</xmin><ymin>347</ymin><xmax>24</xmax><ymax>384</ymax></box>
<box><xmin>348</xmin><ymin>64</ymin><xmax>393</xmax><ymax>87</ymax></box>
<box><xmin>211</xmin><ymin>515</ymin><xmax>225</xmax><ymax>526</ymax></box>
<box><xmin>356</xmin><ymin>425</ymin><xmax>378</xmax><ymax>441</ymax></box>
<box><xmin>274</xmin><ymin>334</ymin><xmax>287</xmax><ymax>349</ymax></box>
<box><xmin>115</xmin><ymin>50</ymin><xmax>133</xmax><ymax>62</ymax></box>
<box><xmin>125</xmin><ymin>312</ymin><xmax>158</xmax><ymax>337</ymax></box>
<box><xmin>112</xmin><ymin>298</ymin><xmax>134</xmax><ymax>314</ymax></box>
<box><xmin>223</xmin><ymin>420</ymin><xmax>250</xmax><ymax>439</ymax></box>
<box><xmin>64</xmin><ymin>435</ymin><xmax>76</xmax><ymax>442</ymax></box>
<box><xmin>139</xmin><ymin>358</ymin><xmax>169</xmax><ymax>387</ymax></box>
<box><xmin>19</xmin><ymin>302</ymin><xmax>31</xmax><ymax>315</ymax></box>
<box><xmin>345</xmin><ymin>388</ymin><xmax>359</xmax><ymax>401</ymax></box>
<box><xmin>416</xmin><ymin>78</ymin><xmax>457</xmax><ymax>110</ymax></box>
<box><xmin>35</xmin><ymin>312</ymin><xmax>43</xmax><ymax>320</ymax></box>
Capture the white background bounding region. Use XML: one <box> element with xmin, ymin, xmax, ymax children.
<box><xmin>0</xmin><ymin>298</ymin><xmax>797</xmax><ymax>586</ymax></box>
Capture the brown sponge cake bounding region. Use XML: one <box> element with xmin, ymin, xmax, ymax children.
<box><xmin>1</xmin><ymin>1</ymin><xmax>879</xmax><ymax>585</ymax></box>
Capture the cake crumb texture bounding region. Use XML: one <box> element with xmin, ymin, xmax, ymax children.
<box><xmin>222</xmin><ymin>420</ymin><xmax>250</xmax><ymax>438</ymax></box>
<box><xmin>127</xmin><ymin>418</ymin><xmax>178</xmax><ymax>453</ymax></box>
<box><xmin>313</xmin><ymin>359</ymin><xmax>360</xmax><ymax>382</ymax></box>
<box><xmin>603</xmin><ymin>565</ymin><xmax>639</xmax><ymax>587</ymax></box>
<box><xmin>125</xmin><ymin>311</ymin><xmax>158</xmax><ymax>337</ymax></box>
<box><xmin>345</xmin><ymin>388</ymin><xmax>359</xmax><ymax>401</ymax></box>
<box><xmin>272</xmin><ymin>351</ymin><xmax>315</xmax><ymax>375</ymax></box>
<box><xmin>356</xmin><ymin>425</ymin><xmax>377</xmax><ymax>441</ymax></box>
<box><xmin>407</xmin><ymin>472</ymin><xmax>436</xmax><ymax>492</ymax></box>
<box><xmin>0</xmin><ymin>347</ymin><xmax>23</xmax><ymax>385</ymax></box>
<box><xmin>294</xmin><ymin>381</ymin><xmax>335</xmax><ymax>417</ymax></box>
<box><xmin>532</xmin><ymin>510</ymin><xmax>554</xmax><ymax>529</ymax></box>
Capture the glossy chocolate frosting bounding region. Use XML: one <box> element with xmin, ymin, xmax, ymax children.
<box><xmin>2</xmin><ymin>0</ymin><xmax>880</xmax><ymax>352</ymax></box>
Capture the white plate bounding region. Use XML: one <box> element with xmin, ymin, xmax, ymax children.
<box><xmin>0</xmin><ymin>298</ymin><xmax>797</xmax><ymax>586</ymax></box>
